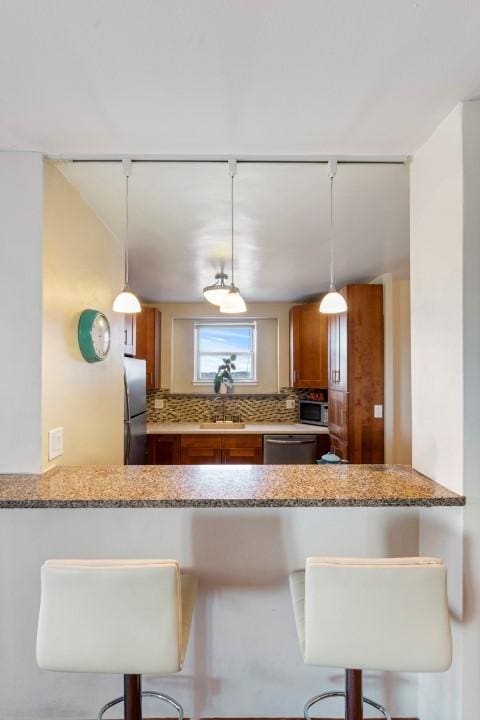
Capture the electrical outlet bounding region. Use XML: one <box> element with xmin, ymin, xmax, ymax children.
<box><xmin>154</xmin><ymin>398</ymin><xmax>167</xmax><ymax>410</ymax></box>
<box><xmin>286</xmin><ymin>398</ymin><xmax>296</xmax><ymax>410</ymax></box>
<box><xmin>374</xmin><ymin>404</ymin><xmax>383</xmax><ymax>419</ymax></box>
<box><xmin>48</xmin><ymin>427</ymin><xmax>63</xmax><ymax>460</ymax></box>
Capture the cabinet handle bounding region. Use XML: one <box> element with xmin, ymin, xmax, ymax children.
<box><xmin>124</xmin><ymin>328</ymin><xmax>128</xmax><ymax>343</ymax></box>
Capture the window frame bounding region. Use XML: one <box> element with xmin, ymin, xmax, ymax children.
<box><xmin>193</xmin><ymin>320</ymin><xmax>258</xmax><ymax>385</ymax></box>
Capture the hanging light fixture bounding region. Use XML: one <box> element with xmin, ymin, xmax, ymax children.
<box><xmin>220</xmin><ymin>159</ymin><xmax>246</xmax><ymax>314</ymax></box>
<box><xmin>113</xmin><ymin>159</ymin><xmax>141</xmax><ymax>314</ymax></box>
<box><xmin>203</xmin><ymin>271</ymin><xmax>230</xmax><ymax>306</ymax></box>
<box><xmin>319</xmin><ymin>160</ymin><xmax>347</xmax><ymax>314</ymax></box>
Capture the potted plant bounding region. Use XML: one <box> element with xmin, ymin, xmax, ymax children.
<box><xmin>214</xmin><ymin>354</ymin><xmax>236</xmax><ymax>394</ymax></box>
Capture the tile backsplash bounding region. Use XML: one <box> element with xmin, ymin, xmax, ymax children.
<box><xmin>147</xmin><ymin>388</ymin><xmax>327</xmax><ymax>424</ymax></box>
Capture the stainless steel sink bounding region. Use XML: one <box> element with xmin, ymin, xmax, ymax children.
<box><xmin>200</xmin><ymin>421</ymin><xmax>246</xmax><ymax>429</ymax></box>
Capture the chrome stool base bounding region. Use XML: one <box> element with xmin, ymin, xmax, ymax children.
<box><xmin>304</xmin><ymin>690</ymin><xmax>391</xmax><ymax>720</ymax></box>
<box><xmin>97</xmin><ymin>690</ymin><xmax>184</xmax><ymax>720</ymax></box>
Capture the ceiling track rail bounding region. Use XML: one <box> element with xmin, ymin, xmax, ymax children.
<box><xmin>48</xmin><ymin>154</ymin><xmax>409</xmax><ymax>165</ymax></box>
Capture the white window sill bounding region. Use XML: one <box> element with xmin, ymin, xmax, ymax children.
<box><xmin>192</xmin><ymin>381</ymin><xmax>258</xmax><ymax>386</ymax></box>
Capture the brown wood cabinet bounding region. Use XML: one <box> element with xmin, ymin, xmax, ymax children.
<box><xmin>328</xmin><ymin>285</ymin><xmax>384</xmax><ymax>463</ymax></box>
<box><xmin>149</xmin><ymin>434</ymin><xmax>264</xmax><ymax>465</ymax></box>
<box><xmin>148</xmin><ymin>434</ymin><xmax>181</xmax><ymax>464</ymax></box>
<box><xmin>135</xmin><ymin>307</ymin><xmax>161</xmax><ymax>390</ymax></box>
<box><xmin>290</xmin><ymin>303</ymin><xmax>328</xmax><ymax>388</ymax></box>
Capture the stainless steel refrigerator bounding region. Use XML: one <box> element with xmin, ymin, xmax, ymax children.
<box><xmin>124</xmin><ymin>357</ymin><xmax>147</xmax><ymax>464</ymax></box>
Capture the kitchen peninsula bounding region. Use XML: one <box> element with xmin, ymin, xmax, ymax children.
<box><xmin>0</xmin><ymin>463</ymin><xmax>465</xmax><ymax>720</ymax></box>
<box><xmin>0</xmin><ymin>463</ymin><xmax>464</xmax><ymax>508</ymax></box>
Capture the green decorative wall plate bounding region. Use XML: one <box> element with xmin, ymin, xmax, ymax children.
<box><xmin>78</xmin><ymin>309</ymin><xmax>111</xmax><ymax>363</ymax></box>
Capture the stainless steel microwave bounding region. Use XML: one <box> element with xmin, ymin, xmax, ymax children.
<box><xmin>299</xmin><ymin>399</ymin><xmax>328</xmax><ymax>427</ymax></box>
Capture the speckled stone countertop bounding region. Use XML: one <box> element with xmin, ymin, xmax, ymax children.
<box><xmin>147</xmin><ymin>422</ymin><xmax>329</xmax><ymax>434</ymax></box>
<box><xmin>0</xmin><ymin>464</ymin><xmax>464</xmax><ymax>508</ymax></box>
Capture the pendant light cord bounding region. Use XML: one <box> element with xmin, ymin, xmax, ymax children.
<box><xmin>125</xmin><ymin>174</ymin><xmax>129</xmax><ymax>286</ymax></box>
<box><xmin>329</xmin><ymin>174</ymin><xmax>334</xmax><ymax>288</ymax></box>
<box><xmin>230</xmin><ymin>171</ymin><xmax>235</xmax><ymax>286</ymax></box>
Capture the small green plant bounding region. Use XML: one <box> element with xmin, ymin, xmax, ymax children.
<box><xmin>214</xmin><ymin>354</ymin><xmax>236</xmax><ymax>394</ymax></box>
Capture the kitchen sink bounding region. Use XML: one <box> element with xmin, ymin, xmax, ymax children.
<box><xmin>200</xmin><ymin>421</ymin><xmax>246</xmax><ymax>429</ymax></box>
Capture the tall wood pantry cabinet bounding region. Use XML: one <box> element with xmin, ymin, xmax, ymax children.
<box><xmin>290</xmin><ymin>302</ymin><xmax>328</xmax><ymax>388</ymax></box>
<box><xmin>328</xmin><ymin>284</ymin><xmax>384</xmax><ymax>463</ymax></box>
<box><xmin>123</xmin><ymin>306</ymin><xmax>162</xmax><ymax>391</ymax></box>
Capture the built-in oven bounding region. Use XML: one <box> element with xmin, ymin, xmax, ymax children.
<box><xmin>299</xmin><ymin>399</ymin><xmax>328</xmax><ymax>427</ymax></box>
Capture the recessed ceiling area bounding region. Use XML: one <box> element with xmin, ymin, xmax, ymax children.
<box><xmin>58</xmin><ymin>160</ymin><xmax>409</xmax><ymax>302</ymax></box>
<box><xmin>1</xmin><ymin>1</ymin><xmax>480</xmax><ymax>155</ymax></box>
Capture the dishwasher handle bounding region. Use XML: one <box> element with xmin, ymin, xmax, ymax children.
<box><xmin>265</xmin><ymin>438</ymin><xmax>317</xmax><ymax>445</ymax></box>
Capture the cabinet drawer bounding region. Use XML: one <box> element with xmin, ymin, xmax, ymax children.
<box><xmin>181</xmin><ymin>435</ymin><xmax>222</xmax><ymax>449</ymax></box>
<box><xmin>223</xmin><ymin>447</ymin><xmax>263</xmax><ymax>464</ymax></box>
<box><xmin>221</xmin><ymin>434</ymin><xmax>263</xmax><ymax>449</ymax></box>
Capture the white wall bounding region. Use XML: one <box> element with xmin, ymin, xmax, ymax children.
<box><xmin>152</xmin><ymin>302</ymin><xmax>294</xmax><ymax>392</ymax></box>
<box><xmin>411</xmin><ymin>101</ymin><xmax>480</xmax><ymax>720</ymax></box>
<box><xmin>0</xmin><ymin>152</ymin><xmax>43</xmax><ymax>473</ymax></box>
<box><xmin>41</xmin><ymin>162</ymin><xmax>124</xmax><ymax>470</ymax></box>
<box><xmin>0</xmin><ymin>506</ymin><xmax>420</xmax><ymax>720</ymax></box>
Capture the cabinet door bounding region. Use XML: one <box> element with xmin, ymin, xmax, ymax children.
<box><xmin>135</xmin><ymin>307</ymin><xmax>161</xmax><ymax>390</ymax></box>
<box><xmin>328</xmin><ymin>389</ymin><xmax>348</xmax><ymax>441</ymax></box>
<box><xmin>222</xmin><ymin>434</ymin><xmax>263</xmax><ymax>464</ymax></box>
<box><xmin>180</xmin><ymin>435</ymin><xmax>222</xmax><ymax>464</ymax></box>
<box><xmin>148</xmin><ymin>435</ymin><xmax>181</xmax><ymax>464</ymax></box>
<box><xmin>328</xmin><ymin>308</ymin><xmax>347</xmax><ymax>391</ymax></box>
<box><xmin>123</xmin><ymin>314</ymin><xmax>136</xmax><ymax>356</ymax></box>
<box><xmin>329</xmin><ymin>433</ymin><xmax>349</xmax><ymax>461</ymax></box>
<box><xmin>290</xmin><ymin>303</ymin><xmax>328</xmax><ymax>388</ymax></box>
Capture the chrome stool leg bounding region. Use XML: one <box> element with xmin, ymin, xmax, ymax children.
<box><xmin>97</xmin><ymin>690</ymin><xmax>184</xmax><ymax>720</ymax></box>
<box><xmin>304</xmin><ymin>690</ymin><xmax>391</xmax><ymax>720</ymax></box>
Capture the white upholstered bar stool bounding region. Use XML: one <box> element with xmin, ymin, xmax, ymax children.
<box><xmin>36</xmin><ymin>559</ymin><xmax>197</xmax><ymax>720</ymax></box>
<box><xmin>290</xmin><ymin>557</ymin><xmax>452</xmax><ymax>720</ymax></box>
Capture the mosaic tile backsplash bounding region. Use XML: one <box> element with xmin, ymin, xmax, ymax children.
<box><xmin>147</xmin><ymin>388</ymin><xmax>327</xmax><ymax>424</ymax></box>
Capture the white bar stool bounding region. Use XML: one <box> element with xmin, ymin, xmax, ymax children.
<box><xmin>36</xmin><ymin>559</ymin><xmax>197</xmax><ymax>720</ymax></box>
<box><xmin>290</xmin><ymin>556</ymin><xmax>452</xmax><ymax>720</ymax></box>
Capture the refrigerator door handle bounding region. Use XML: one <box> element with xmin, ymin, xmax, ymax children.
<box><xmin>125</xmin><ymin>420</ymin><xmax>132</xmax><ymax>465</ymax></box>
<box><xmin>124</xmin><ymin>369</ymin><xmax>132</xmax><ymax>421</ymax></box>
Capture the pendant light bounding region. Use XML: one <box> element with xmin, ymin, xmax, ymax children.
<box><xmin>220</xmin><ymin>159</ymin><xmax>246</xmax><ymax>314</ymax></box>
<box><xmin>113</xmin><ymin>159</ymin><xmax>141</xmax><ymax>314</ymax></box>
<box><xmin>319</xmin><ymin>160</ymin><xmax>347</xmax><ymax>314</ymax></box>
<box><xmin>203</xmin><ymin>271</ymin><xmax>230</xmax><ymax>306</ymax></box>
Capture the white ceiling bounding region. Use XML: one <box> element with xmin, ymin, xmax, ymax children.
<box><xmin>1</xmin><ymin>1</ymin><xmax>480</xmax><ymax>155</ymax></box>
<box><xmin>59</xmin><ymin>160</ymin><xmax>409</xmax><ymax>302</ymax></box>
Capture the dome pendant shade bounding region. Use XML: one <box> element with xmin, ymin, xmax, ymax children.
<box><xmin>319</xmin><ymin>285</ymin><xmax>347</xmax><ymax>314</ymax></box>
<box><xmin>220</xmin><ymin>285</ymin><xmax>247</xmax><ymax>314</ymax></box>
<box><xmin>203</xmin><ymin>272</ymin><xmax>230</xmax><ymax>306</ymax></box>
<box><xmin>113</xmin><ymin>285</ymin><xmax>142</xmax><ymax>313</ymax></box>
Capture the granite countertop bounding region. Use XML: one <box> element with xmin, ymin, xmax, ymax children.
<box><xmin>147</xmin><ymin>422</ymin><xmax>329</xmax><ymax>435</ymax></box>
<box><xmin>0</xmin><ymin>464</ymin><xmax>465</xmax><ymax>508</ymax></box>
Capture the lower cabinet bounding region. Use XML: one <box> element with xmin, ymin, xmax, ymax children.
<box><xmin>148</xmin><ymin>433</ymin><xmax>329</xmax><ymax>465</ymax></box>
<box><xmin>148</xmin><ymin>434</ymin><xmax>263</xmax><ymax>464</ymax></box>
<box><xmin>148</xmin><ymin>434</ymin><xmax>181</xmax><ymax>464</ymax></box>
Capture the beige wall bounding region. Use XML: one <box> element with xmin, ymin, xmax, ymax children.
<box><xmin>41</xmin><ymin>162</ymin><xmax>124</xmax><ymax>471</ymax></box>
<box><xmin>152</xmin><ymin>302</ymin><xmax>294</xmax><ymax>392</ymax></box>
<box><xmin>371</xmin><ymin>273</ymin><xmax>412</xmax><ymax>464</ymax></box>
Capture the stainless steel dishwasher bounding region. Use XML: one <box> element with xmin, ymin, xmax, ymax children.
<box><xmin>263</xmin><ymin>434</ymin><xmax>318</xmax><ymax>464</ymax></box>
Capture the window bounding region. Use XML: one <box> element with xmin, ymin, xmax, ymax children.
<box><xmin>194</xmin><ymin>321</ymin><xmax>257</xmax><ymax>383</ymax></box>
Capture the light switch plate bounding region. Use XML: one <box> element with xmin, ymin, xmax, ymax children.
<box><xmin>48</xmin><ymin>427</ymin><xmax>63</xmax><ymax>460</ymax></box>
<box><xmin>154</xmin><ymin>398</ymin><xmax>167</xmax><ymax>409</ymax></box>
<box><xmin>286</xmin><ymin>398</ymin><xmax>296</xmax><ymax>409</ymax></box>
<box><xmin>374</xmin><ymin>405</ymin><xmax>383</xmax><ymax>419</ymax></box>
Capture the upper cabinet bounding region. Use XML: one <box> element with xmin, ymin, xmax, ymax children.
<box><xmin>123</xmin><ymin>306</ymin><xmax>162</xmax><ymax>391</ymax></box>
<box><xmin>328</xmin><ymin>285</ymin><xmax>384</xmax><ymax>463</ymax></box>
<box><xmin>290</xmin><ymin>302</ymin><xmax>328</xmax><ymax>388</ymax></box>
